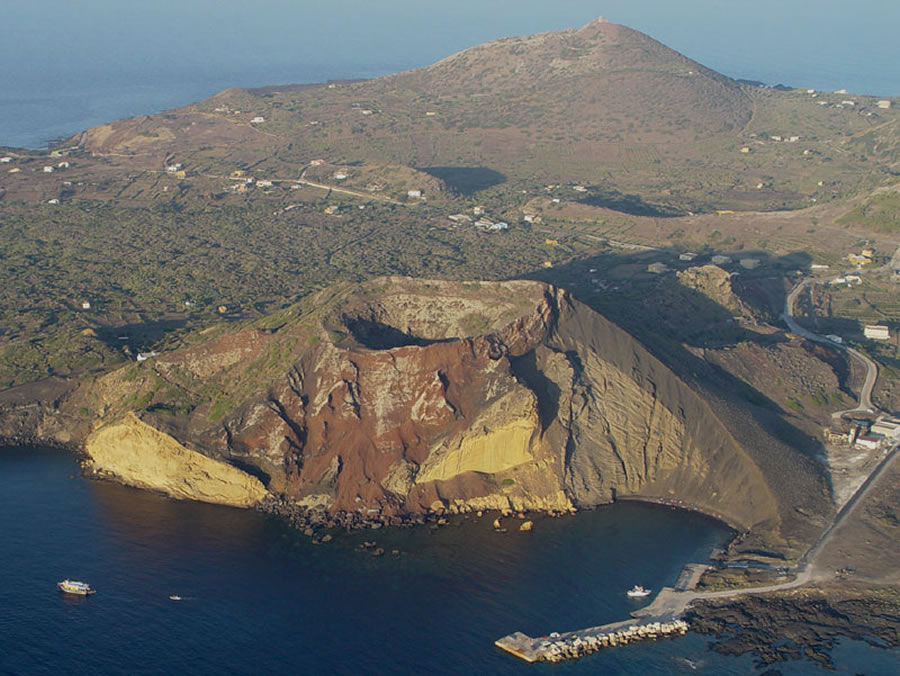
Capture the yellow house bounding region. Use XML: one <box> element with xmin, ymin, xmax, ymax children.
<box><xmin>740</xmin><ymin>147</ymin><xmax>751</xmax><ymax>153</ymax></box>
<box><xmin>174</xmin><ymin>170</ymin><xmax>187</xmax><ymax>178</ymax></box>
<box><xmin>545</xmin><ymin>239</ymin><xmax>560</xmax><ymax>246</ymax></box>
<box><xmin>231</xmin><ymin>170</ymin><xmax>246</xmax><ymax>178</ymax></box>
<box><xmin>217</xmin><ymin>305</ymin><xmax>228</xmax><ymax>314</ymax></box>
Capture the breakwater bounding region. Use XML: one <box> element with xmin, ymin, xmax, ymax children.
<box><xmin>495</xmin><ymin>563</ymin><xmax>709</xmax><ymax>663</ymax></box>
<box><xmin>495</xmin><ymin>619</ymin><xmax>689</xmax><ymax>663</ymax></box>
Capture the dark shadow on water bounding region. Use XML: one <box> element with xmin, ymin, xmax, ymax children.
<box><xmin>418</xmin><ymin>166</ymin><xmax>506</xmax><ymax>195</ymax></box>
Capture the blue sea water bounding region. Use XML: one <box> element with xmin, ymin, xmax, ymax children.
<box><xmin>1</xmin><ymin>0</ymin><xmax>898</xmax><ymax>148</ymax></box>
<box><xmin>1</xmin><ymin>447</ymin><xmax>897</xmax><ymax>675</ymax></box>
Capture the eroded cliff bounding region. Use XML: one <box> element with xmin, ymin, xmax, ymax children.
<box><xmin>8</xmin><ymin>277</ymin><xmax>831</xmax><ymax>555</ymax></box>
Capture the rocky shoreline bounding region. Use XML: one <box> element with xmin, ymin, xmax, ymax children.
<box><xmin>254</xmin><ymin>493</ymin><xmax>565</xmax><ymax>544</ymax></box>
<box><xmin>685</xmin><ymin>588</ymin><xmax>900</xmax><ymax>670</ymax></box>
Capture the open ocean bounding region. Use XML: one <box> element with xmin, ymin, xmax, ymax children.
<box><xmin>0</xmin><ymin>0</ymin><xmax>897</xmax><ymax>149</ymax></box>
<box><xmin>1</xmin><ymin>447</ymin><xmax>897</xmax><ymax>675</ymax></box>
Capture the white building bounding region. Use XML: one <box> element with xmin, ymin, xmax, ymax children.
<box><xmin>863</xmin><ymin>325</ymin><xmax>890</xmax><ymax>341</ymax></box>
<box><xmin>826</xmin><ymin>334</ymin><xmax>843</xmax><ymax>344</ymax></box>
<box><xmin>876</xmin><ymin>100</ymin><xmax>891</xmax><ymax>109</ymax></box>
<box><xmin>647</xmin><ymin>262</ymin><xmax>669</xmax><ymax>274</ymax></box>
<box><xmin>679</xmin><ymin>252</ymin><xmax>698</xmax><ymax>261</ymax></box>
<box><xmin>739</xmin><ymin>258</ymin><xmax>761</xmax><ymax>269</ymax></box>
<box><xmin>81</xmin><ymin>301</ymin><xmax>91</xmax><ymax>310</ymax></box>
<box><xmin>166</xmin><ymin>163</ymin><xmax>183</xmax><ymax>173</ymax></box>
<box><xmin>251</xmin><ymin>116</ymin><xmax>265</xmax><ymax>124</ymax></box>
<box><xmin>407</xmin><ymin>189</ymin><xmax>423</xmax><ymax>199</ymax></box>
<box><xmin>0</xmin><ymin>157</ymin><xmax>12</xmax><ymax>163</ymax></box>
<box><xmin>47</xmin><ymin>198</ymin><xmax>60</xmax><ymax>205</ymax></box>
<box><xmin>333</xmin><ymin>171</ymin><xmax>349</xmax><ymax>180</ymax></box>
<box><xmin>711</xmin><ymin>255</ymin><xmax>732</xmax><ymax>265</ymax></box>
<box><xmin>855</xmin><ymin>434</ymin><xmax>883</xmax><ymax>450</ymax></box>
<box><xmin>136</xmin><ymin>351</ymin><xmax>160</xmax><ymax>362</ymax></box>
<box><xmin>256</xmin><ymin>180</ymin><xmax>274</xmax><ymax>188</ymax></box>
<box><xmin>43</xmin><ymin>166</ymin><xmax>54</xmax><ymax>173</ymax></box>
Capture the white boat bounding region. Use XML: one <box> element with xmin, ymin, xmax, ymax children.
<box><xmin>626</xmin><ymin>585</ymin><xmax>651</xmax><ymax>598</ymax></box>
<box><xmin>169</xmin><ymin>595</ymin><xmax>183</xmax><ymax>601</ymax></box>
<box><xmin>58</xmin><ymin>579</ymin><xmax>95</xmax><ymax>595</ymax></box>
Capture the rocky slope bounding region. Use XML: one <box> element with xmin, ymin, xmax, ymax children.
<box><xmin>2</xmin><ymin>276</ymin><xmax>828</xmax><ymax>556</ymax></box>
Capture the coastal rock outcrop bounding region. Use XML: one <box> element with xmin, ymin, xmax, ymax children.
<box><xmin>84</xmin><ymin>412</ymin><xmax>267</xmax><ymax>507</ymax></box>
<box><xmin>5</xmin><ymin>277</ymin><xmax>830</xmax><ymax>554</ymax></box>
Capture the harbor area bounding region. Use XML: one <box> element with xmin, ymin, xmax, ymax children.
<box><xmin>494</xmin><ymin>563</ymin><xmax>708</xmax><ymax>663</ymax></box>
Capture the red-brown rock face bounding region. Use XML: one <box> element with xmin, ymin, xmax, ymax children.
<box><xmin>83</xmin><ymin>276</ymin><xmax>831</xmax><ymax>550</ymax></box>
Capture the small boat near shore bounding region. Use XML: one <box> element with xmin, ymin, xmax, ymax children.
<box><xmin>169</xmin><ymin>595</ymin><xmax>183</xmax><ymax>601</ymax></box>
<box><xmin>626</xmin><ymin>585</ymin><xmax>651</xmax><ymax>598</ymax></box>
<box><xmin>58</xmin><ymin>579</ymin><xmax>95</xmax><ymax>595</ymax></box>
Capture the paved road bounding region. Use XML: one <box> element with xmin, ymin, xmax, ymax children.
<box><xmin>783</xmin><ymin>278</ymin><xmax>879</xmax><ymax>415</ymax></box>
<box><xmin>635</xmin><ymin>441</ymin><xmax>899</xmax><ymax>620</ymax></box>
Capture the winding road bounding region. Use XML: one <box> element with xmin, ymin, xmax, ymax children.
<box><xmin>783</xmin><ymin>278</ymin><xmax>879</xmax><ymax>415</ymax></box>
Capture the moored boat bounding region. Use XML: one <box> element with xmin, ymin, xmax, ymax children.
<box><xmin>58</xmin><ymin>579</ymin><xmax>95</xmax><ymax>595</ymax></box>
<box><xmin>626</xmin><ymin>585</ymin><xmax>651</xmax><ymax>598</ymax></box>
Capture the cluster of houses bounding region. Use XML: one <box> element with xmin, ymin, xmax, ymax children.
<box><xmin>446</xmin><ymin>206</ymin><xmax>508</xmax><ymax>231</ymax></box>
<box><xmin>828</xmin><ymin>416</ymin><xmax>900</xmax><ymax>450</ymax></box>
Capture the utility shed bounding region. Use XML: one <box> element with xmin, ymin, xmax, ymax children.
<box><xmin>863</xmin><ymin>325</ymin><xmax>890</xmax><ymax>341</ymax></box>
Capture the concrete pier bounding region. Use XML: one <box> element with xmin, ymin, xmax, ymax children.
<box><xmin>494</xmin><ymin>618</ymin><xmax>689</xmax><ymax>663</ymax></box>
<box><xmin>495</xmin><ymin>563</ymin><xmax>707</xmax><ymax>663</ymax></box>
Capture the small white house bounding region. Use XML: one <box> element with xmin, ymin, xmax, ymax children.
<box><xmin>876</xmin><ymin>100</ymin><xmax>892</xmax><ymax>109</ymax></box>
<box><xmin>473</xmin><ymin>206</ymin><xmax>485</xmax><ymax>216</ymax></box>
<box><xmin>855</xmin><ymin>434</ymin><xmax>883</xmax><ymax>450</ymax></box>
<box><xmin>407</xmin><ymin>189</ymin><xmax>423</xmax><ymax>199</ymax></box>
<box><xmin>864</xmin><ymin>325</ymin><xmax>890</xmax><ymax>341</ymax></box>
<box><xmin>572</xmin><ymin>185</ymin><xmax>588</xmax><ymax>193</ymax></box>
<box><xmin>711</xmin><ymin>255</ymin><xmax>732</xmax><ymax>265</ymax></box>
<box><xmin>826</xmin><ymin>334</ymin><xmax>843</xmax><ymax>344</ymax></box>
<box><xmin>333</xmin><ymin>171</ymin><xmax>349</xmax><ymax>180</ymax></box>
<box><xmin>47</xmin><ymin>198</ymin><xmax>60</xmax><ymax>205</ymax></box>
<box><xmin>679</xmin><ymin>252</ymin><xmax>698</xmax><ymax>262</ymax></box>
<box><xmin>251</xmin><ymin>116</ymin><xmax>266</xmax><ymax>124</ymax></box>
<box><xmin>57</xmin><ymin>161</ymin><xmax>70</xmax><ymax>169</ymax></box>
<box><xmin>43</xmin><ymin>166</ymin><xmax>54</xmax><ymax>173</ymax></box>
<box><xmin>81</xmin><ymin>301</ymin><xmax>91</xmax><ymax>310</ymax></box>
<box><xmin>0</xmin><ymin>157</ymin><xmax>12</xmax><ymax>163</ymax></box>
<box><xmin>136</xmin><ymin>351</ymin><xmax>160</xmax><ymax>362</ymax></box>
<box><xmin>489</xmin><ymin>222</ymin><xmax>509</xmax><ymax>231</ymax></box>
<box><xmin>256</xmin><ymin>180</ymin><xmax>274</xmax><ymax>188</ymax></box>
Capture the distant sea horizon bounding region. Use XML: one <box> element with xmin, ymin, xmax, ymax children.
<box><xmin>1</xmin><ymin>0</ymin><xmax>897</xmax><ymax>149</ymax></box>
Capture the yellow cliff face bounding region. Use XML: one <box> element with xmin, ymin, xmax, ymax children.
<box><xmin>84</xmin><ymin>413</ymin><xmax>267</xmax><ymax>507</ymax></box>
<box><xmin>416</xmin><ymin>389</ymin><xmax>539</xmax><ymax>484</ymax></box>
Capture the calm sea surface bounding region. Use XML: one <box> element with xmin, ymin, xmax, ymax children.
<box><xmin>1</xmin><ymin>446</ymin><xmax>896</xmax><ymax>675</ymax></box>
<box><xmin>1</xmin><ymin>0</ymin><xmax>898</xmax><ymax>148</ymax></box>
